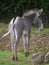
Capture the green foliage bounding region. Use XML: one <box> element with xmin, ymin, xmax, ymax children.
<box><xmin>0</xmin><ymin>0</ymin><xmax>49</xmax><ymax>21</ymax></box>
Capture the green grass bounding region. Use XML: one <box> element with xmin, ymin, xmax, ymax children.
<box><xmin>0</xmin><ymin>22</ymin><xmax>8</xmax><ymax>35</ymax></box>
<box><xmin>0</xmin><ymin>51</ymin><xmax>32</xmax><ymax>65</ymax></box>
<box><xmin>0</xmin><ymin>51</ymin><xmax>49</xmax><ymax>65</ymax></box>
<box><xmin>32</xmin><ymin>26</ymin><xmax>49</xmax><ymax>35</ymax></box>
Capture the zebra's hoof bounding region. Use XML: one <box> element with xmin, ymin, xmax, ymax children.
<box><xmin>12</xmin><ymin>56</ymin><xmax>15</xmax><ymax>60</ymax></box>
<box><xmin>12</xmin><ymin>56</ymin><xmax>18</xmax><ymax>61</ymax></box>
<box><xmin>16</xmin><ymin>57</ymin><xmax>18</xmax><ymax>61</ymax></box>
<box><xmin>25</xmin><ymin>52</ymin><xmax>29</xmax><ymax>57</ymax></box>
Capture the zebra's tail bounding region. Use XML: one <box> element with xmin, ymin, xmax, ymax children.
<box><xmin>0</xmin><ymin>18</ymin><xmax>15</xmax><ymax>40</ymax></box>
<box><xmin>0</xmin><ymin>16</ymin><xmax>19</xmax><ymax>41</ymax></box>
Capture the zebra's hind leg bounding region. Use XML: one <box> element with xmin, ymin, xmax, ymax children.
<box><xmin>22</xmin><ymin>33</ymin><xmax>30</xmax><ymax>57</ymax></box>
<box><xmin>10</xmin><ymin>30</ymin><xmax>16</xmax><ymax>60</ymax></box>
<box><xmin>14</xmin><ymin>29</ymin><xmax>21</xmax><ymax>61</ymax></box>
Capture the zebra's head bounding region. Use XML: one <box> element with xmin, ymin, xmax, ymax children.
<box><xmin>34</xmin><ymin>9</ymin><xmax>43</xmax><ymax>31</ymax></box>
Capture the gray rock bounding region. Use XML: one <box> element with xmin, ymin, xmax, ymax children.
<box><xmin>30</xmin><ymin>52</ymin><xmax>45</xmax><ymax>65</ymax></box>
<box><xmin>44</xmin><ymin>52</ymin><xmax>49</xmax><ymax>62</ymax></box>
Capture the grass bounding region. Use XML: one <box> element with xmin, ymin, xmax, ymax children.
<box><xmin>0</xmin><ymin>22</ymin><xmax>49</xmax><ymax>65</ymax></box>
<box><xmin>32</xmin><ymin>26</ymin><xmax>49</xmax><ymax>35</ymax></box>
<box><xmin>0</xmin><ymin>51</ymin><xmax>32</xmax><ymax>65</ymax></box>
<box><xmin>0</xmin><ymin>51</ymin><xmax>49</xmax><ymax>65</ymax></box>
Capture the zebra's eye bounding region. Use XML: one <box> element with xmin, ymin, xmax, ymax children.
<box><xmin>39</xmin><ymin>11</ymin><xmax>41</xmax><ymax>14</ymax></box>
<box><xmin>38</xmin><ymin>16</ymin><xmax>41</xmax><ymax>18</ymax></box>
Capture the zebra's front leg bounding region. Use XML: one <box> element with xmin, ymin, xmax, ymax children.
<box><xmin>23</xmin><ymin>34</ymin><xmax>30</xmax><ymax>56</ymax></box>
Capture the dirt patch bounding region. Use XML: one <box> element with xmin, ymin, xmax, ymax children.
<box><xmin>0</xmin><ymin>33</ymin><xmax>49</xmax><ymax>53</ymax></box>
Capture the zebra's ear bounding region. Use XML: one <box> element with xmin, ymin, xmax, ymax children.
<box><xmin>39</xmin><ymin>9</ymin><xmax>43</xmax><ymax>13</ymax></box>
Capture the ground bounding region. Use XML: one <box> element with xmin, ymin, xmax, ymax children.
<box><xmin>0</xmin><ymin>22</ymin><xmax>49</xmax><ymax>65</ymax></box>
